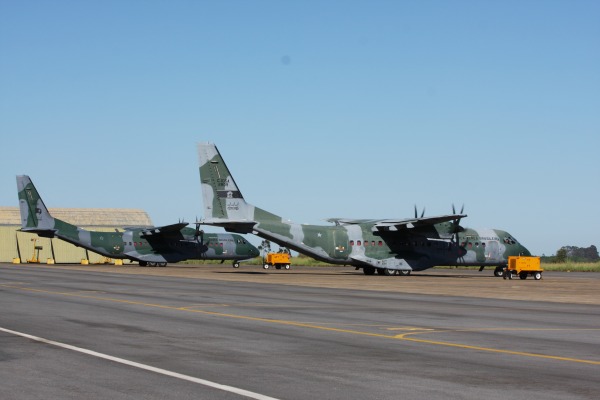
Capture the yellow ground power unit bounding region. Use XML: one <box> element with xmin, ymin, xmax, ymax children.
<box><xmin>504</xmin><ymin>256</ymin><xmax>543</xmax><ymax>280</ymax></box>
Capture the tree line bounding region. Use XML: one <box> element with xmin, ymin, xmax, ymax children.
<box><xmin>541</xmin><ymin>245</ymin><xmax>599</xmax><ymax>263</ymax></box>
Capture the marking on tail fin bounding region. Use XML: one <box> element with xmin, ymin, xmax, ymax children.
<box><xmin>218</xmin><ymin>190</ymin><xmax>244</xmax><ymax>199</ymax></box>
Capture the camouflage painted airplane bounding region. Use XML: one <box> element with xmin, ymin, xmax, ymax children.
<box><xmin>197</xmin><ymin>143</ymin><xmax>531</xmax><ymax>277</ymax></box>
<box><xmin>16</xmin><ymin>175</ymin><xmax>259</xmax><ymax>267</ymax></box>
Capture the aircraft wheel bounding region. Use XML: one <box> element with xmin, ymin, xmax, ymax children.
<box><xmin>397</xmin><ymin>270</ymin><xmax>411</xmax><ymax>276</ymax></box>
<box><xmin>519</xmin><ymin>272</ymin><xmax>528</xmax><ymax>280</ymax></box>
<box><xmin>159</xmin><ymin>262</ymin><xmax>167</xmax><ymax>267</ymax></box>
<box><xmin>494</xmin><ymin>267</ymin><xmax>504</xmax><ymax>277</ymax></box>
<box><xmin>284</xmin><ymin>264</ymin><xmax>290</xmax><ymax>270</ymax></box>
<box><xmin>534</xmin><ymin>272</ymin><xmax>542</xmax><ymax>280</ymax></box>
<box><xmin>263</xmin><ymin>264</ymin><xmax>270</xmax><ymax>269</ymax></box>
<box><xmin>363</xmin><ymin>267</ymin><xmax>375</xmax><ymax>275</ymax></box>
<box><xmin>382</xmin><ymin>268</ymin><xmax>396</xmax><ymax>276</ymax></box>
<box><xmin>232</xmin><ymin>262</ymin><xmax>240</xmax><ymax>268</ymax></box>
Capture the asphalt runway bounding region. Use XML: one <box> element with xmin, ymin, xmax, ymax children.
<box><xmin>1</xmin><ymin>264</ymin><xmax>599</xmax><ymax>399</ymax></box>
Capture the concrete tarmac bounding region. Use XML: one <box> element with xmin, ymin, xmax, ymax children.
<box><xmin>1</xmin><ymin>263</ymin><xmax>599</xmax><ymax>399</ymax></box>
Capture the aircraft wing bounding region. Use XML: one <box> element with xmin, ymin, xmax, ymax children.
<box><xmin>139</xmin><ymin>222</ymin><xmax>189</xmax><ymax>237</ymax></box>
<box><xmin>328</xmin><ymin>214</ymin><xmax>467</xmax><ymax>231</ymax></box>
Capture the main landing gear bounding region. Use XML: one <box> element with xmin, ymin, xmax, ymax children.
<box><xmin>362</xmin><ymin>267</ymin><xmax>411</xmax><ymax>276</ymax></box>
<box><xmin>139</xmin><ymin>261</ymin><xmax>167</xmax><ymax>267</ymax></box>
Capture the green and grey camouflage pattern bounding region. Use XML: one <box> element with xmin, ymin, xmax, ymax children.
<box><xmin>198</xmin><ymin>143</ymin><xmax>530</xmax><ymax>276</ymax></box>
<box><xmin>17</xmin><ymin>175</ymin><xmax>259</xmax><ymax>267</ymax></box>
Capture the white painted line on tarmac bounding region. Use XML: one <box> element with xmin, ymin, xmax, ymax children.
<box><xmin>0</xmin><ymin>326</ymin><xmax>280</xmax><ymax>400</ymax></box>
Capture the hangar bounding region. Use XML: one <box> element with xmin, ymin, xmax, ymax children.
<box><xmin>0</xmin><ymin>206</ymin><xmax>152</xmax><ymax>264</ymax></box>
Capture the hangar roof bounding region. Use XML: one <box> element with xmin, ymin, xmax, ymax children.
<box><xmin>0</xmin><ymin>206</ymin><xmax>153</xmax><ymax>227</ymax></box>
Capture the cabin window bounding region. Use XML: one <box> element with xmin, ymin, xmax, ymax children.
<box><xmin>349</xmin><ymin>240</ymin><xmax>354</xmax><ymax>246</ymax></box>
<box><xmin>357</xmin><ymin>240</ymin><xmax>362</xmax><ymax>246</ymax></box>
<box><xmin>365</xmin><ymin>241</ymin><xmax>369</xmax><ymax>247</ymax></box>
<box><xmin>482</xmin><ymin>242</ymin><xmax>486</xmax><ymax>247</ymax></box>
<box><xmin>378</xmin><ymin>241</ymin><xmax>383</xmax><ymax>246</ymax></box>
<box><xmin>468</xmin><ymin>242</ymin><xmax>473</xmax><ymax>249</ymax></box>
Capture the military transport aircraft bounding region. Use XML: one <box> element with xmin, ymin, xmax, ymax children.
<box><xmin>197</xmin><ymin>143</ymin><xmax>531</xmax><ymax>277</ymax></box>
<box><xmin>17</xmin><ymin>175</ymin><xmax>259</xmax><ymax>267</ymax></box>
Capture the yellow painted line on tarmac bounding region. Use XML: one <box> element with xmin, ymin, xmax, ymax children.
<box><xmin>395</xmin><ymin>331</ymin><xmax>600</xmax><ymax>365</ymax></box>
<box><xmin>179</xmin><ymin>304</ymin><xmax>231</xmax><ymax>310</ymax></box>
<box><xmin>386</xmin><ymin>327</ymin><xmax>435</xmax><ymax>331</ymax></box>
<box><xmin>401</xmin><ymin>327</ymin><xmax>600</xmax><ymax>334</ymax></box>
<box><xmin>3</xmin><ymin>283</ymin><xmax>600</xmax><ymax>366</ymax></box>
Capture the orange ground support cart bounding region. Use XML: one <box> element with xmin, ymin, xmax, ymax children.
<box><xmin>504</xmin><ymin>256</ymin><xmax>543</xmax><ymax>280</ymax></box>
<box><xmin>263</xmin><ymin>253</ymin><xmax>291</xmax><ymax>270</ymax></box>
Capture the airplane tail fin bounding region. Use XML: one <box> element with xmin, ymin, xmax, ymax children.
<box><xmin>197</xmin><ymin>143</ymin><xmax>256</xmax><ymax>230</ymax></box>
<box><xmin>16</xmin><ymin>175</ymin><xmax>58</xmax><ymax>235</ymax></box>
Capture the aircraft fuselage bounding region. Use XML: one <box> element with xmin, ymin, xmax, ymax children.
<box><xmin>250</xmin><ymin>219</ymin><xmax>529</xmax><ymax>271</ymax></box>
<box><xmin>49</xmin><ymin>220</ymin><xmax>258</xmax><ymax>264</ymax></box>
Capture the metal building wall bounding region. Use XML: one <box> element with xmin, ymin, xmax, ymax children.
<box><xmin>0</xmin><ymin>226</ymin><xmax>20</xmax><ymax>262</ymax></box>
<box><xmin>0</xmin><ymin>207</ymin><xmax>152</xmax><ymax>264</ymax></box>
<box><xmin>0</xmin><ymin>227</ymin><xmax>132</xmax><ymax>263</ymax></box>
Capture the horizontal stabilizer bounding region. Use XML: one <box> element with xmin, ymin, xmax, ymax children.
<box><xmin>19</xmin><ymin>228</ymin><xmax>57</xmax><ymax>238</ymax></box>
<box><xmin>201</xmin><ymin>218</ymin><xmax>257</xmax><ymax>234</ymax></box>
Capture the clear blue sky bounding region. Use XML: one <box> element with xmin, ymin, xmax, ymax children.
<box><xmin>1</xmin><ymin>1</ymin><xmax>598</xmax><ymax>256</ymax></box>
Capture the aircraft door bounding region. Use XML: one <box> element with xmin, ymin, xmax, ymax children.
<box><xmin>485</xmin><ymin>240</ymin><xmax>500</xmax><ymax>262</ymax></box>
<box><xmin>332</xmin><ymin>229</ymin><xmax>350</xmax><ymax>259</ymax></box>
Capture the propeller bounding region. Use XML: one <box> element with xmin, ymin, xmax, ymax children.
<box><xmin>194</xmin><ymin>219</ymin><xmax>204</xmax><ymax>245</ymax></box>
<box><xmin>414</xmin><ymin>205</ymin><xmax>425</xmax><ymax>218</ymax></box>
<box><xmin>452</xmin><ymin>203</ymin><xmax>465</xmax><ymax>246</ymax></box>
<box><xmin>452</xmin><ymin>203</ymin><xmax>465</xmax><ymax>215</ymax></box>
